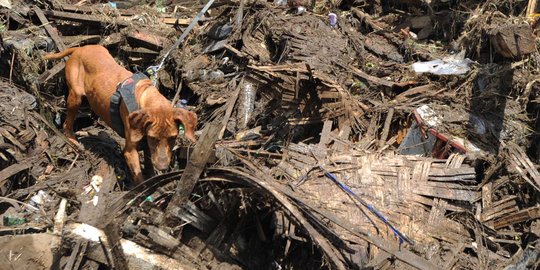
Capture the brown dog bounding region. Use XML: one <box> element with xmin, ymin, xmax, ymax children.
<box><xmin>43</xmin><ymin>45</ymin><xmax>197</xmax><ymax>185</ymax></box>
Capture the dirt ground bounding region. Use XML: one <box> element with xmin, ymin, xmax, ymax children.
<box><xmin>0</xmin><ymin>234</ymin><xmax>59</xmax><ymax>270</ymax></box>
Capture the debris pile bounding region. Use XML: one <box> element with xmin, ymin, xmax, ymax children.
<box><xmin>1</xmin><ymin>0</ymin><xmax>540</xmax><ymax>269</ymax></box>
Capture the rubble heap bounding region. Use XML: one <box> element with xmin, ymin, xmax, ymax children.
<box><xmin>1</xmin><ymin>0</ymin><xmax>540</xmax><ymax>269</ymax></box>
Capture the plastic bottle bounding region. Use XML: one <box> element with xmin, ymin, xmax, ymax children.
<box><xmin>237</xmin><ymin>79</ymin><xmax>257</xmax><ymax>130</ymax></box>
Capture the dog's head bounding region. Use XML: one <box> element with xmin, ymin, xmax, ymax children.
<box><xmin>128</xmin><ymin>107</ymin><xmax>198</xmax><ymax>171</ymax></box>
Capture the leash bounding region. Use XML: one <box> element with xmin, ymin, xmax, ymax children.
<box><xmin>145</xmin><ymin>0</ymin><xmax>217</xmax><ymax>85</ymax></box>
<box><xmin>317</xmin><ymin>165</ymin><xmax>415</xmax><ymax>245</ymax></box>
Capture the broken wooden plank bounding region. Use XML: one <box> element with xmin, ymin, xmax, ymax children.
<box><xmin>413</xmin><ymin>185</ymin><xmax>477</xmax><ymax>201</ymax></box>
<box><xmin>39</xmin><ymin>61</ymin><xmax>66</xmax><ymax>83</ymax></box>
<box><xmin>35</xmin><ymin>6</ymin><xmax>69</xmax><ymax>84</ymax></box>
<box><xmin>345</xmin><ymin>64</ymin><xmax>396</xmax><ymax>88</ymax></box>
<box><xmin>56</xmin><ymin>4</ymin><xmax>137</xmax><ymax>16</ymax></box>
<box><xmin>159</xmin><ymin>17</ymin><xmax>191</xmax><ymax>26</ymax></box>
<box><xmin>64</xmin><ymin>223</ymin><xmax>196</xmax><ymax>269</ymax></box>
<box><xmin>494</xmin><ymin>206</ymin><xmax>540</xmax><ymax>229</ymax></box>
<box><xmin>126</xmin><ymin>30</ymin><xmax>169</xmax><ymax>51</ymax></box>
<box><xmin>219</xmin><ymin>83</ymin><xmax>241</xmax><ymax>139</ymax></box>
<box><xmin>42</xmin><ymin>10</ymin><xmax>131</xmax><ymax>26</ymax></box>
<box><xmin>379</xmin><ymin>107</ymin><xmax>394</xmax><ymax>148</ymax></box>
<box><xmin>120</xmin><ymin>46</ymin><xmax>160</xmax><ymax>56</ymax></box>
<box><xmin>409</xmin><ymin>194</ymin><xmax>465</xmax><ymax>212</ymax></box>
<box><xmin>54</xmin><ymin>198</ymin><xmax>68</xmax><ymax>235</ymax></box>
<box><xmin>526</xmin><ymin>0</ymin><xmax>539</xmax><ymax>15</ymax></box>
<box><xmin>55</xmin><ymin>4</ymin><xmax>192</xmax><ymax>25</ymax></box>
<box><xmin>164</xmin><ymin>122</ymin><xmax>222</xmax><ymax>222</ymax></box>
<box><xmin>63</xmin><ymin>35</ymin><xmax>101</xmax><ymax>48</ymax></box>
<box><xmin>506</xmin><ymin>142</ymin><xmax>540</xmax><ymax>191</ymax></box>
<box><xmin>428</xmin><ymin>198</ymin><xmax>447</xmax><ymax>226</ymax></box>
<box><xmin>482</xmin><ymin>182</ymin><xmax>493</xmax><ymax>209</ymax></box>
<box><xmin>333</xmin><ymin>126</ymin><xmax>351</xmax><ymax>152</ymax></box>
<box><xmin>318</xmin><ymin>120</ymin><xmax>333</xmax><ymax>148</ymax></box>
<box><xmin>0</xmin><ymin>159</ymin><xmax>34</xmax><ymax>186</ymax></box>
<box><xmin>34</xmin><ymin>7</ymin><xmax>67</xmax><ymax>52</ymax></box>
<box><xmin>481</xmin><ymin>196</ymin><xmax>518</xmax><ymax>222</ymax></box>
<box><xmin>63</xmin><ymin>239</ymin><xmax>86</xmax><ymax>270</ymax></box>
<box><xmin>141</xmin><ymin>225</ymin><xmax>180</xmax><ymax>249</ymax></box>
<box><xmin>102</xmin><ymin>222</ymin><xmax>129</xmax><ymax>270</ymax></box>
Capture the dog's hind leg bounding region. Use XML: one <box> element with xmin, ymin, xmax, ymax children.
<box><xmin>63</xmin><ymin>60</ymin><xmax>84</xmax><ymax>143</ymax></box>
<box><xmin>63</xmin><ymin>89</ymin><xmax>82</xmax><ymax>143</ymax></box>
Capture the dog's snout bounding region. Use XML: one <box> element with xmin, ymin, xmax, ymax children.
<box><xmin>154</xmin><ymin>154</ymin><xmax>169</xmax><ymax>171</ymax></box>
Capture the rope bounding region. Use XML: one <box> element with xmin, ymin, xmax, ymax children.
<box><xmin>145</xmin><ymin>0</ymin><xmax>217</xmax><ymax>85</ymax></box>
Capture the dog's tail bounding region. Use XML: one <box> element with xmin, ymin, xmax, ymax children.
<box><xmin>42</xmin><ymin>47</ymin><xmax>78</xmax><ymax>60</ymax></box>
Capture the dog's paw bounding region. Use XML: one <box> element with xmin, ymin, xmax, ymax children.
<box><xmin>64</xmin><ymin>134</ymin><xmax>81</xmax><ymax>147</ymax></box>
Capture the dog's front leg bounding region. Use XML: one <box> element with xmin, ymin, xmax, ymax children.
<box><xmin>124</xmin><ymin>141</ymin><xmax>144</xmax><ymax>185</ymax></box>
<box><xmin>143</xmin><ymin>143</ymin><xmax>155</xmax><ymax>178</ymax></box>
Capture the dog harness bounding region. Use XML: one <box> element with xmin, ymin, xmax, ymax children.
<box><xmin>109</xmin><ymin>72</ymin><xmax>149</xmax><ymax>137</ymax></box>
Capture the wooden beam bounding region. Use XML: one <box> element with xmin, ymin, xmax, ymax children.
<box><xmin>34</xmin><ymin>7</ymin><xmax>66</xmax><ymax>51</ymax></box>
<box><xmin>494</xmin><ymin>206</ymin><xmax>540</xmax><ymax>229</ymax></box>
<box><xmin>345</xmin><ymin>64</ymin><xmax>396</xmax><ymax>88</ymax></box>
<box><xmin>379</xmin><ymin>107</ymin><xmax>394</xmax><ymax>148</ymax></box>
<box><xmin>126</xmin><ymin>30</ymin><xmax>168</xmax><ymax>51</ymax></box>
<box><xmin>39</xmin><ymin>61</ymin><xmax>65</xmax><ymax>83</ymax></box>
<box><xmin>218</xmin><ymin>83</ymin><xmax>240</xmax><ymax>139</ymax></box>
<box><xmin>164</xmin><ymin>122</ymin><xmax>222</xmax><ymax>223</ymax></box>
<box><xmin>413</xmin><ymin>184</ymin><xmax>477</xmax><ymax>201</ymax></box>
<box><xmin>43</xmin><ymin>9</ymin><xmax>191</xmax><ymax>26</ymax></box>
<box><xmin>0</xmin><ymin>159</ymin><xmax>34</xmax><ymax>187</ymax></box>
<box><xmin>43</xmin><ymin>10</ymin><xmax>130</xmax><ymax>26</ymax></box>
<box><xmin>63</xmin><ymin>35</ymin><xmax>101</xmax><ymax>48</ymax></box>
<box><xmin>35</xmin><ymin>7</ymin><xmax>70</xmax><ymax>84</ymax></box>
<box><xmin>120</xmin><ymin>46</ymin><xmax>160</xmax><ymax>56</ymax></box>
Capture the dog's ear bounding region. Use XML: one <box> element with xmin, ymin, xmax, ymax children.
<box><xmin>174</xmin><ymin>108</ymin><xmax>198</xmax><ymax>143</ymax></box>
<box><xmin>128</xmin><ymin>110</ymin><xmax>151</xmax><ymax>142</ymax></box>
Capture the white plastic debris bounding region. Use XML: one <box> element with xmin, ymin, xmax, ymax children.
<box><xmin>90</xmin><ymin>175</ymin><xmax>103</xmax><ymax>192</ymax></box>
<box><xmin>82</xmin><ymin>175</ymin><xmax>103</xmax><ymax>206</ymax></box>
<box><xmin>26</xmin><ymin>190</ymin><xmax>51</xmax><ymax>212</ymax></box>
<box><xmin>92</xmin><ymin>195</ymin><xmax>99</xmax><ymax>206</ymax></box>
<box><xmin>416</xmin><ymin>105</ymin><xmax>441</xmax><ymax>127</ymax></box>
<box><xmin>83</xmin><ymin>175</ymin><xmax>103</xmax><ymax>195</ymax></box>
<box><xmin>412</xmin><ymin>54</ymin><xmax>474</xmax><ymax>75</ymax></box>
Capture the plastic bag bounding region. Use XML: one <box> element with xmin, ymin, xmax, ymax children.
<box><xmin>412</xmin><ymin>56</ymin><xmax>474</xmax><ymax>75</ymax></box>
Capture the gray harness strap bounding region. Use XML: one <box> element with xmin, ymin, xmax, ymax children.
<box><xmin>110</xmin><ymin>72</ymin><xmax>149</xmax><ymax>137</ymax></box>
